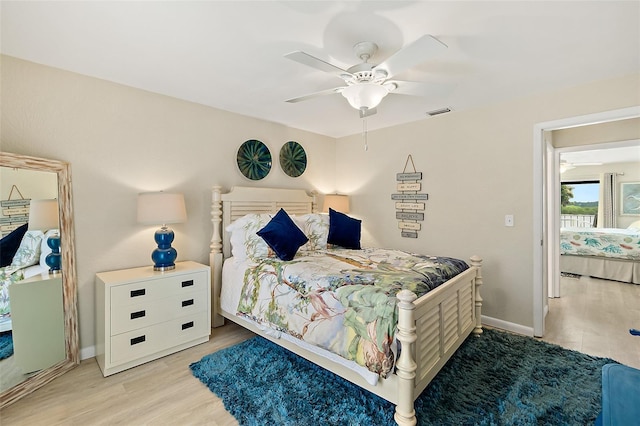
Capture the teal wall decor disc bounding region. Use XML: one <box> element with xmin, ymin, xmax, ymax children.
<box><xmin>279</xmin><ymin>141</ymin><xmax>307</xmax><ymax>178</ymax></box>
<box><xmin>237</xmin><ymin>139</ymin><xmax>272</xmax><ymax>180</ymax></box>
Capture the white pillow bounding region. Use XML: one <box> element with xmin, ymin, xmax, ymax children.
<box><xmin>225</xmin><ymin>214</ymin><xmax>273</xmax><ymax>261</ymax></box>
<box><xmin>628</xmin><ymin>220</ymin><xmax>640</xmax><ymax>231</ymax></box>
<box><xmin>293</xmin><ymin>213</ymin><xmax>330</xmax><ymax>251</ymax></box>
<box><xmin>10</xmin><ymin>230</ymin><xmax>44</xmax><ymax>268</ymax></box>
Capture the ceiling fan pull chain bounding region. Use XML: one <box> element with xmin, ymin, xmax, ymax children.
<box><xmin>363</xmin><ymin>117</ymin><xmax>368</xmax><ymax>151</ymax></box>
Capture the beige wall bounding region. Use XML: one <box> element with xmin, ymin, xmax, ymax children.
<box><xmin>2</xmin><ymin>53</ymin><xmax>639</xmax><ymax>353</ymax></box>
<box><xmin>553</xmin><ymin>117</ymin><xmax>640</xmax><ymax>148</ymax></box>
<box><xmin>0</xmin><ymin>168</ymin><xmax>58</xmax><ymax>201</ymax></box>
<box><xmin>1</xmin><ymin>55</ymin><xmax>337</xmax><ymax>354</ymax></box>
<box><xmin>335</xmin><ymin>73</ymin><xmax>640</xmax><ymax>329</ymax></box>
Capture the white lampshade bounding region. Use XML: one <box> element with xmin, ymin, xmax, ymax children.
<box><xmin>137</xmin><ymin>192</ymin><xmax>187</xmax><ymax>225</ymax></box>
<box><xmin>28</xmin><ymin>199</ymin><xmax>60</xmax><ymax>231</ymax></box>
<box><xmin>341</xmin><ymin>83</ymin><xmax>391</xmax><ymax>111</ymax></box>
<box><xmin>323</xmin><ymin>194</ymin><xmax>350</xmax><ymax>214</ymax></box>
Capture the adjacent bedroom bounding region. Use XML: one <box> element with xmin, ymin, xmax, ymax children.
<box><xmin>558</xmin><ymin>144</ymin><xmax>640</xmax><ymax>285</ymax></box>
<box><xmin>543</xmin><ymin>141</ymin><xmax>640</xmax><ymax>383</ymax></box>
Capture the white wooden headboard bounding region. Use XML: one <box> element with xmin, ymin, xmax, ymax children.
<box><xmin>209</xmin><ymin>185</ymin><xmax>315</xmax><ymax>326</ymax></box>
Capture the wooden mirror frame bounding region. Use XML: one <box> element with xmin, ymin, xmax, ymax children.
<box><xmin>0</xmin><ymin>152</ymin><xmax>79</xmax><ymax>408</ymax></box>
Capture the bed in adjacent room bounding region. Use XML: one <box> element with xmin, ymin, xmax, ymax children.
<box><xmin>560</xmin><ymin>225</ymin><xmax>640</xmax><ymax>284</ymax></box>
<box><xmin>209</xmin><ymin>186</ymin><xmax>483</xmax><ymax>425</ymax></box>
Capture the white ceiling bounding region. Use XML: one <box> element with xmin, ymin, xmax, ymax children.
<box><xmin>561</xmin><ymin>144</ymin><xmax>640</xmax><ymax>165</ymax></box>
<box><xmin>1</xmin><ymin>1</ymin><xmax>639</xmax><ymax>138</ymax></box>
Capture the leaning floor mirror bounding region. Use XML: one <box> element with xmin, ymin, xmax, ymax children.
<box><xmin>0</xmin><ymin>152</ymin><xmax>79</xmax><ymax>408</ymax></box>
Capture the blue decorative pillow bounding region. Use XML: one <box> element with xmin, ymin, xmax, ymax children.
<box><xmin>0</xmin><ymin>223</ymin><xmax>28</xmax><ymax>267</ymax></box>
<box><xmin>327</xmin><ymin>208</ymin><xmax>361</xmax><ymax>249</ymax></box>
<box><xmin>257</xmin><ymin>209</ymin><xmax>309</xmax><ymax>261</ymax></box>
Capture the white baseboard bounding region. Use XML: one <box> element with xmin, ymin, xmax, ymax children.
<box><xmin>482</xmin><ymin>315</ymin><xmax>534</xmax><ymax>337</ymax></box>
<box><xmin>80</xmin><ymin>345</ymin><xmax>96</xmax><ymax>361</ymax></box>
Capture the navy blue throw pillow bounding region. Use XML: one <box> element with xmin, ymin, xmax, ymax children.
<box><xmin>257</xmin><ymin>209</ymin><xmax>308</xmax><ymax>261</ymax></box>
<box><xmin>0</xmin><ymin>223</ymin><xmax>28</xmax><ymax>267</ymax></box>
<box><xmin>327</xmin><ymin>208</ymin><xmax>361</xmax><ymax>249</ymax></box>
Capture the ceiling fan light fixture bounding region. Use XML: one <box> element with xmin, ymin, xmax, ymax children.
<box><xmin>560</xmin><ymin>163</ymin><xmax>575</xmax><ymax>174</ymax></box>
<box><xmin>341</xmin><ymin>83</ymin><xmax>390</xmax><ymax>111</ymax></box>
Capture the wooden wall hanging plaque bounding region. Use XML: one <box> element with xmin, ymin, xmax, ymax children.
<box><xmin>1</xmin><ymin>185</ymin><xmax>30</xmax><ymax>236</ymax></box>
<box><xmin>392</xmin><ymin>155</ymin><xmax>427</xmax><ymax>238</ymax></box>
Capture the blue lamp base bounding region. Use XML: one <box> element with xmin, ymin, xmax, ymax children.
<box><xmin>152</xmin><ymin>226</ymin><xmax>177</xmax><ymax>271</ymax></box>
<box><xmin>45</xmin><ymin>233</ymin><xmax>62</xmax><ymax>274</ymax></box>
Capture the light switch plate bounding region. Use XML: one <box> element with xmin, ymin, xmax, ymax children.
<box><xmin>505</xmin><ymin>215</ymin><xmax>514</xmax><ymax>227</ymax></box>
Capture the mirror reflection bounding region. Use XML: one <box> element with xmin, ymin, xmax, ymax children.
<box><xmin>0</xmin><ymin>167</ymin><xmax>65</xmax><ymax>393</ymax></box>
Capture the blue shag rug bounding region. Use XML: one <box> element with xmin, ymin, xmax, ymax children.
<box><xmin>0</xmin><ymin>331</ymin><xmax>13</xmax><ymax>360</ymax></box>
<box><xmin>190</xmin><ymin>328</ymin><xmax>615</xmax><ymax>425</ymax></box>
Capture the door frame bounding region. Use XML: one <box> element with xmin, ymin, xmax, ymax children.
<box><xmin>532</xmin><ymin>106</ymin><xmax>640</xmax><ymax>337</ymax></box>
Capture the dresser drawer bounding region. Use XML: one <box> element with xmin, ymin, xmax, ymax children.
<box><xmin>110</xmin><ymin>270</ymin><xmax>207</xmax><ymax>307</ymax></box>
<box><xmin>110</xmin><ymin>310</ymin><xmax>209</xmax><ymax>365</ymax></box>
<box><xmin>110</xmin><ymin>289</ymin><xmax>207</xmax><ymax>335</ymax></box>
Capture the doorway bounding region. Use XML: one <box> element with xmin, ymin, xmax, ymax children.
<box><xmin>533</xmin><ymin>106</ymin><xmax>640</xmax><ymax>337</ymax></box>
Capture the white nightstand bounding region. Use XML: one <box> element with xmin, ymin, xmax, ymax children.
<box><xmin>95</xmin><ymin>261</ymin><xmax>211</xmax><ymax>377</ymax></box>
<box><xmin>9</xmin><ymin>273</ymin><xmax>65</xmax><ymax>374</ymax></box>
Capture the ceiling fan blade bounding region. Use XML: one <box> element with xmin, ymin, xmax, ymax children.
<box><xmin>388</xmin><ymin>80</ymin><xmax>437</xmax><ymax>96</ymax></box>
<box><xmin>572</xmin><ymin>162</ymin><xmax>603</xmax><ymax>166</ymax></box>
<box><xmin>285</xmin><ymin>51</ymin><xmax>352</xmax><ymax>80</ymax></box>
<box><xmin>374</xmin><ymin>35</ymin><xmax>447</xmax><ymax>79</ymax></box>
<box><xmin>359</xmin><ymin>107</ymin><xmax>377</xmax><ymax>118</ymax></box>
<box><xmin>285</xmin><ymin>86</ymin><xmax>345</xmax><ymax>103</ymax></box>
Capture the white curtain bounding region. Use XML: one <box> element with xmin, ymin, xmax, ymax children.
<box><xmin>597</xmin><ymin>173</ymin><xmax>617</xmax><ymax>228</ymax></box>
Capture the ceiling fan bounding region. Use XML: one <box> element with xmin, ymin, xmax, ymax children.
<box><xmin>284</xmin><ymin>35</ymin><xmax>447</xmax><ymax>118</ymax></box>
<box><xmin>560</xmin><ymin>161</ymin><xmax>603</xmax><ymax>173</ymax></box>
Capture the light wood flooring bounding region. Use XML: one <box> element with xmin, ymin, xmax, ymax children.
<box><xmin>540</xmin><ymin>275</ymin><xmax>640</xmax><ymax>369</ymax></box>
<box><xmin>0</xmin><ymin>323</ymin><xmax>255</xmax><ymax>425</ymax></box>
<box><xmin>1</xmin><ymin>275</ymin><xmax>638</xmax><ymax>425</ymax></box>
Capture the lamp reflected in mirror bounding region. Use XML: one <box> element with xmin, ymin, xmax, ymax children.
<box><xmin>28</xmin><ymin>199</ymin><xmax>61</xmax><ymax>274</ymax></box>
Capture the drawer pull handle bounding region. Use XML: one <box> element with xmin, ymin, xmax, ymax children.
<box><xmin>131</xmin><ymin>335</ymin><xmax>146</xmax><ymax>345</ymax></box>
<box><xmin>130</xmin><ymin>310</ymin><xmax>146</xmax><ymax>320</ymax></box>
<box><xmin>182</xmin><ymin>280</ymin><xmax>194</xmax><ymax>287</ymax></box>
<box><xmin>130</xmin><ymin>289</ymin><xmax>146</xmax><ymax>297</ymax></box>
<box><xmin>182</xmin><ymin>299</ymin><xmax>194</xmax><ymax>307</ymax></box>
<box><xmin>182</xmin><ymin>321</ymin><xmax>194</xmax><ymax>330</ymax></box>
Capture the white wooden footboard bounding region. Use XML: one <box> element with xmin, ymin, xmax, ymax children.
<box><xmin>210</xmin><ymin>186</ymin><xmax>483</xmax><ymax>426</ymax></box>
<box><xmin>395</xmin><ymin>258</ymin><xmax>482</xmax><ymax>425</ymax></box>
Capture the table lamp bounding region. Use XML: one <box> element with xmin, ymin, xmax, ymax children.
<box><xmin>322</xmin><ymin>194</ymin><xmax>350</xmax><ymax>214</ymax></box>
<box><xmin>137</xmin><ymin>192</ymin><xmax>187</xmax><ymax>271</ymax></box>
<box><xmin>28</xmin><ymin>199</ymin><xmax>61</xmax><ymax>273</ymax></box>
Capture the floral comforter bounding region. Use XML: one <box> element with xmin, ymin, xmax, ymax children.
<box><xmin>560</xmin><ymin>227</ymin><xmax>640</xmax><ymax>260</ymax></box>
<box><xmin>0</xmin><ymin>266</ymin><xmax>26</xmax><ymax>321</ymax></box>
<box><xmin>236</xmin><ymin>248</ymin><xmax>469</xmax><ymax>377</ymax></box>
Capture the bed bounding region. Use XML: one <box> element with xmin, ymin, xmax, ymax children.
<box><xmin>560</xmin><ymin>226</ymin><xmax>640</xmax><ymax>284</ymax></box>
<box><xmin>209</xmin><ymin>186</ymin><xmax>483</xmax><ymax>425</ymax></box>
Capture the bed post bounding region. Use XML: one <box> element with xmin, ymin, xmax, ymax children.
<box><xmin>210</xmin><ymin>185</ymin><xmax>224</xmax><ymax>328</ymax></box>
<box><xmin>470</xmin><ymin>255</ymin><xmax>483</xmax><ymax>335</ymax></box>
<box><xmin>394</xmin><ymin>289</ymin><xmax>418</xmax><ymax>426</ymax></box>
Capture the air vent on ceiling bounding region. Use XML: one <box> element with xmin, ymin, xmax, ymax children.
<box><xmin>426</xmin><ymin>107</ymin><xmax>451</xmax><ymax>116</ymax></box>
